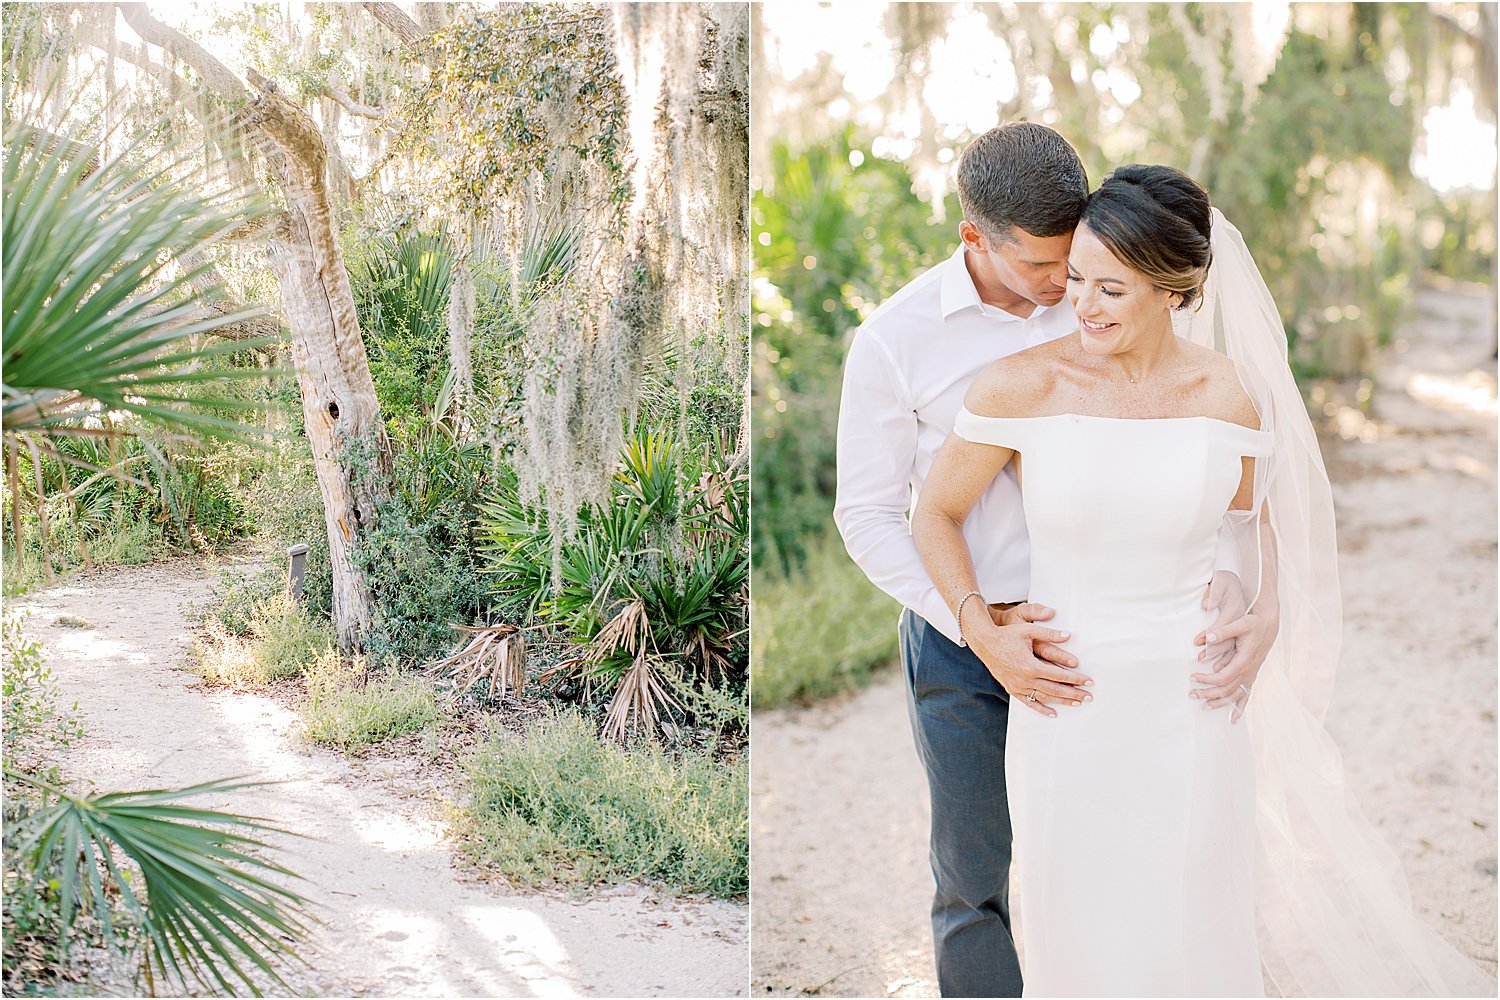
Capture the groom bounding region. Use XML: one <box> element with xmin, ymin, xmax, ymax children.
<box><xmin>833</xmin><ymin>122</ymin><xmax>1277</xmax><ymax>997</ymax></box>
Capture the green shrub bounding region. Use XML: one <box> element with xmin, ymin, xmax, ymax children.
<box><xmin>351</xmin><ymin>226</ymin><xmax>456</xmax><ymax>427</ymax></box>
<box><xmin>2</xmin><ymin>611</ymin><xmax>83</xmax><ymax>777</ymax></box>
<box><xmin>193</xmin><ymin>590</ymin><xmax>333</xmax><ymax>687</ymax></box>
<box><xmin>300</xmin><ymin>649</ymin><xmax>441</xmax><ymax>752</ymax></box>
<box><xmin>2</xmin><ymin>611</ymin><xmax>102</xmax><ymax>990</ymax></box>
<box><xmin>196</xmin><ymin>565</ymin><xmax>292</xmax><ymax>636</ymax></box>
<box><xmin>457</xmin><ymin>711</ymin><xmax>747</xmax><ymax>897</ymax></box>
<box><xmin>751</xmin><ymin>528</ymin><xmax>901</xmax><ymax>708</ymax></box>
<box><xmin>357</xmin><ymin>492</ymin><xmax>490</xmax><ymax>668</ymax></box>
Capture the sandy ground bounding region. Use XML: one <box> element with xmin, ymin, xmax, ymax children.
<box><xmin>16</xmin><ymin>563</ymin><xmax>747</xmax><ymax>998</ymax></box>
<box><xmin>750</xmin><ymin>286</ymin><xmax>1499</xmax><ymax>997</ymax></box>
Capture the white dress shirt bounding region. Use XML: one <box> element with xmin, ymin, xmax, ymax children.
<box><xmin>834</xmin><ymin>245</ymin><xmax>1078</xmax><ymax>644</ymax></box>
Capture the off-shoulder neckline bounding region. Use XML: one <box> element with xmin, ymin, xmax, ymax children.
<box><xmin>957</xmin><ymin>408</ymin><xmax>1268</xmax><ymax>434</ymax></box>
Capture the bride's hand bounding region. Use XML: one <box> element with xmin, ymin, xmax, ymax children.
<box><xmin>1191</xmin><ymin>571</ymin><xmax>1280</xmax><ymax>723</ymax></box>
<box><xmin>962</xmin><ymin>602</ymin><xmax>1090</xmax><ymax>718</ymax></box>
<box><xmin>991</xmin><ymin>602</ymin><xmax>1076</xmax><ymax>669</ymax></box>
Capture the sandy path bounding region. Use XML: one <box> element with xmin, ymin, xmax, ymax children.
<box><xmin>18</xmin><ymin>563</ymin><xmax>747</xmax><ymax>998</ymax></box>
<box><xmin>751</xmin><ymin>286</ymin><xmax>1498</xmax><ymax>997</ymax></box>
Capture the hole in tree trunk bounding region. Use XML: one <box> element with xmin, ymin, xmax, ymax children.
<box><xmin>327</xmin><ymin>401</ymin><xmax>340</xmax><ymax>420</ymax></box>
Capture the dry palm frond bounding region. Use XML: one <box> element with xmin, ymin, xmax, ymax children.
<box><xmin>536</xmin><ymin>654</ymin><xmax>590</xmax><ymax>692</ymax></box>
<box><xmin>603</xmin><ymin>649</ymin><xmax>678</xmax><ymax>742</ymax></box>
<box><xmin>539</xmin><ymin>598</ymin><xmax>679</xmax><ymax>739</ymax></box>
<box><xmin>595</xmin><ymin>596</ymin><xmax>648</xmax><ymax>655</ymax></box>
<box><xmin>427</xmin><ymin>623</ymin><xmax>528</xmax><ymax>701</ymax></box>
<box><xmin>685</xmin><ymin>630</ymin><xmax>736</xmax><ymax>681</ymax></box>
<box><xmin>689</xmin><ymin>467</ymin><xmax>730</xmax><ymax>545</ymax></box>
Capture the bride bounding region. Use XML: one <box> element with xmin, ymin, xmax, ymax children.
<box><xmin>911</xmin><ymin>164</ymin><xmax>1494</xmax><ymax>998</ymax></box>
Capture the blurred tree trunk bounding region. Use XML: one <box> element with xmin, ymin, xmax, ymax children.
<box><xmin>116</xmin><ymin>2</ymin><xmax>401</xmax><ymax>649</ymax></box>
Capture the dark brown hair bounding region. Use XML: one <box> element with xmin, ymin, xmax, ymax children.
<box><xmin>956</xmin><ymin>122</ymin><xmax>1088</xmax><ymax>241</ymax></box>
<box><xmin>1080</xmin><ymin>164</ymin><xmax>1212</xmax><ymax>309</ymax></box>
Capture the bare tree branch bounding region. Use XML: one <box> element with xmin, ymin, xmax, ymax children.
<box><xmin>219</xmin><ymin>212</ymin><xmax>293</xmax><ymax>243</ymax></box>
<box><xmin>360</xmin><ymin>2</ymin><xmax>425</xmax><ymax>48</ymax></box>
<box><xmin>321</xmin><ymin>77</ymin><xmax>385</xmax><ymax>120</ymax></box>
<box><xmin>116</xmin><ymin>2</ymin><xmax>249</xmax><ymax>100</ymax></box>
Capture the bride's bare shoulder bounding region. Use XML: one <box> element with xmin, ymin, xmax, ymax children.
<box><xmin>1182</xmin><ymin>341</ymin><xmax>1263</xmax><ymax>430</ymax></box>
<box><xmin>963</xmin><ymin>336</ymin><xmax>1071</xmax><ymax>418</ymax></box>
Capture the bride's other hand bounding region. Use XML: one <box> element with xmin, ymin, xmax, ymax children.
<box><xmin>1190</xmin><ymin>571</ymin><xmax>1280</xmax><ymax>723</ymax></box>
<box><xmin>962</xmin><ymin>602</ymin><xmax>1089</xmax><ymax>718</ymax></box>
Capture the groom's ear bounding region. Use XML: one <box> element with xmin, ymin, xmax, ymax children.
<box><xmin>959</xmin><ymin>220</ymin><xmax>991</xmax><ymax>253</ymax></box>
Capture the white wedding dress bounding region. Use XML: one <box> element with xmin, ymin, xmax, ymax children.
<box><xmin>953</xmin><ymin>409</ymin><xmax>1272</xmax><ymax>998</ymax></box>
<box><xmin>936</xmin><ymin>211</ymin><xmax>1493</xmax><ymax>998</ymax></box>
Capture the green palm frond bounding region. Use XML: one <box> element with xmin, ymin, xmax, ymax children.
<box><xmin>2</xmin><ymin>117</ymin><xmax>279</xmax><ymax>442</ymax></box>
<box><xmin>362</xmin><ymin>227</ymin><xmax>455</xmax><ymax>347</ymax></box>
<box><xmin>6</xmin><ymin>770</ymin><xmax>312</xmax><ymax>997</ymax></box>
<box><xmin>518</xmin><ymin>213</ymin><xmax>581</xmax><ymax>302</ymax></box>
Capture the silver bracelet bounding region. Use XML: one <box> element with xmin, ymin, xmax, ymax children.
<box><xmin>955</xmin><ymin>590</ymin><xmax>984</xmax><ymax>647</ymax></box>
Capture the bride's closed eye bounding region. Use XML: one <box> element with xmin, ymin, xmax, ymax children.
<box><xmin>1067</xmin><ymin>272</ymin><xmax>1123</xmax><ymax>297</ymax></box>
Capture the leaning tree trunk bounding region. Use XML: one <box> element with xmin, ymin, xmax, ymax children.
<box><xmin>251</xmin><ymin>82</ymin><xmax>392</xmax><ymax>650</ymax></box>
<box><xmin>112</xmin><ymin>3</ymin><xmax>398</xmax><ymax>650</ymax></box>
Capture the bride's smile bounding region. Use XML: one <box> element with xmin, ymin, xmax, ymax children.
<box><xmin>1065</xmin><ymin>226</ymin><xmax>1179</xmax><ymax>361</ymax></box>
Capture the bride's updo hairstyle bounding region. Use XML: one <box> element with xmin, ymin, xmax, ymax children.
<box><xmin>1080</xmin><ymin>164</ymin><xmax>1212</xmax><ymax>310</ymax></box>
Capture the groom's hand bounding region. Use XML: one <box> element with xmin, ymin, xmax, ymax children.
<box><xmin>963</xmin><ymin>602</ymin><xmax>1089</xmax><ymax>718</ymax></box>
<box><xmin>1191</xmin><ymin>571</ymin><xmax>1280</xmax><ymax>723</ymax></box>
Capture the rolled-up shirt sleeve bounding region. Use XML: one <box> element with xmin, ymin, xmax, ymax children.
<box><xmin>833</xmin><ymin>330</ymin><xmax>961</xmax><ymax>643</ymax></box>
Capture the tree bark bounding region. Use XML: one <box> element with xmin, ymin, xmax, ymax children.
<box><xmin>361</xmin><ymin>2</ymin><xmax>425</xmax><ymax>48</ymax></box>
<box><xmin>247</xmin><ymin>76</ymin><xmax>392</xmax><ymax>649</ymax></box>
<box><xmin>117</xmin><ymin>2</ymin><xmax>392</xmax><ymax>649</ymax></box>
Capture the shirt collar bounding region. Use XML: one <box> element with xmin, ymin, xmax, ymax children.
<box><xmin>939</xmin><ymin>245</ymin><xmax>1047</xmax><ymax>324</ymax></box>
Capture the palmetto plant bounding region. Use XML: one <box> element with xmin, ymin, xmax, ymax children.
<box><xmin>6</xmin><ymin>771</ymin><xmax>311</xmax><ymax>996</ymax></box>
<box><xmin>2</xmin><ymin>118</ymin><xmax>277</xmax><ymax>451</ymax></box>
<box><xmin>477</xmin><ymin>424</ymin><xmax>749</xmax><ymax>738</ymax></box>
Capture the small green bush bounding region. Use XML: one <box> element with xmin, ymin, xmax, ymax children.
<box><xmin>300</xmin><ymin>649</ymin><xmax>441</xmax><ymax>752</ymax></box>
<box><xmin>193</xmin><ymin>590</ymin><xmax>333</xmax><ymax>687</ymax></box>
<box><xmin>457</xmin><ymin>711</ymin><xmax>747</xmax><ymax>897</ymax></box>
<box><xmin>2</xmin><ymin>611</ymin><xmax>107</xmax><ymax>990</ymax></box>
<box><xmin>2</xmin><ymin>611</ymin><xmax>83</xmax><ymax>775</ymax></box>
<box><xmin>196</xmin><ymin>566</ymin><xmax>289</xmax><ymax>637</ymax></box>
<box><xmin>356</xmin><ymin>494</ymin><xmax>489</xmax><ymax>668</ymax></box>
<box><xmin>751</xmin><ymin>528</ymin><xmax>901</xmax><ymax>708</ymax></box>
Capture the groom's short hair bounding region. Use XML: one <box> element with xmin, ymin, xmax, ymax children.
<box><xmin>957</xmin><ymin>122</ymin><xmax>1088</xmax><ymax>242</ymax></box>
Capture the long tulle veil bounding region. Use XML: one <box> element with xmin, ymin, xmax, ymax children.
<box><xmin>1177</xmin><ymin>208</ymin><xmax>1495</xmax><ymax>996</ymax></box>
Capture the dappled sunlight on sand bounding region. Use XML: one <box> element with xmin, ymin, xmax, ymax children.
<box><xmin>17</xmin><ymin>561</ymin><xmax>748</xmax><ymax>996</ymax></box>
<box><xmin>458</xmin><ymin>905</ymin><xmax>582</xmax><ymax>996</ymax></box>
<box><xmin>348</xmin><ymin>808</ymin><xmax>447</xmax><ymax>853</ymax></box>
<box><xmin>344</xmin><ymin>906</ymin><xmax>580</xmax><ymax>998</ymax></box>
<box><xmin>1406</xmin><ymin>370</ymin><xmax>1498</xmax><ymax>418</ymax></box>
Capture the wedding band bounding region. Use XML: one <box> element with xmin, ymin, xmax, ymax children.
<box><xmin>1238</xmin><ymin>683</ymin><xmax>1251</xmax><ymax>697</ymax></box>
<box><xmin>1026</xmin><ymin>690</ymin><xmax>1038</xmax><ymax>702</ymax></box>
